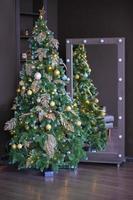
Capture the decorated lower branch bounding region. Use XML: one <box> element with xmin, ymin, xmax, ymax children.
<box><xmin>73</xmin><ymin>45</ymin><xmax>107</xmax><ymax>151</ymax></box>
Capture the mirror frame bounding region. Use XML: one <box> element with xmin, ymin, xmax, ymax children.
<box><xmin>66</xmin><ymin>38</ymin><xmax>125</xmax><ymax>164</ymax></box>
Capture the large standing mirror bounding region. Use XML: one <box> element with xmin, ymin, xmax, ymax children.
<box><xmin>66</xmin><ymin>38</ymin><xmax>125</xmax><ymax>166</ymax></box>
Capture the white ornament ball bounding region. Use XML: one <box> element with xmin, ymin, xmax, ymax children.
<box><xmin>34</xmin><ymin>72</ymin><xmax>41</xmax><ymax>80</ymax></box>
<box><xmin>76</xmin><ymin>121</ymin><xmax>82</xmax><ymax>126</ymax></box>
<box><xmin>27</xmin><ymin>90</ymin><xmax>32</xmax><ymax>95</ymax></box>
<box><xmin>37</xmin><ymin>98</ymin><xmax>41</xmax><ymax>103</ymax></box>
<box><xmin>19</xmin><ymin>80</ymin><xmax>24</xmax><ymax>86</ymax></box>
<box><xmin>50</xmin><ymin>101</ymin><xmax>55</xmax><ymax>107</ymax></box>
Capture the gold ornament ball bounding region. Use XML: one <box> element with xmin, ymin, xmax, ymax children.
<box><xmin>18</xmin><ymin>144</ymin><xmax>23</xmax><ymax>149</ymax></box>
<box><xmin>27</xmin><ymin>90</ymin><xmax>32</xmax><ymax>95</ymax></box>
<box><xmin>22</xmin><ymin>86</ymin><xmax>26</xmax><ymax>90</ymax></box>
<box><xmin>76</xmin><ymin>121</ymin><xmax>82</xmax><ymax>126</ymax></box>
<box><xmin>46</xmin><ymin>124</ymin><xmax>52</xmax><ymax>131</ymax></box>
<box><xmin>54</xmin><ymin>69</ymin><xmax>60</xmax><ymax>76</ymax></box>
<box><xmin>95</xmin><ymin>98</ymin><xmax>99</xmax><ymax>103</ymax></box>
<box><xmin>25</xmin><ymin>125</ymin><xmax>29</xmax><ymax>130</ymax></box>
<box><xmin>101</xmin><ymin>111</ymin><xmax>106</xmax><ymax>117</ymax></box>
<box><xmin>66</xmin><ymin>106</ymin><xmax>71</xmax><ymax>111</ymax></box>
<box><xmin>73</xmin><ymin>103</ymin><xmax>77</xmax><ymax>107</ymax></box>
<box><xmin>53</xmin><ymin>54</ymin><xmax>58</xmax><ymax>59</ymax></box>
<box><xmin>86</xmin><ymin>100</ymin><xmax>90</xmax><ymax>104</ymax></box>
<box><xmin>12</xmin><ymin>144</ymin><xmax>17</xmax><ymax>149</ymax></box>
<box><xmin>17</xmin><ymin>88</ymin><xmax>21</xmax><ymax>93</ymax></box>
<box><xmin>48</xmin><ymin>66</ymin><xmax>53</xmax><ymax>71</ymax></box>
<box><xmin>19</xmin><ymin>80</ymin><xmax>24</xmax><ymax>86</ymax></box>
<box><xmin>75</xmin><ymin>74</ymin><xmax>80</xmax><ymax>80</ymax></box>
<box><xmin>50</xmin><ymin>101</ymin><xmax>55</xmax><ymax>107</ymax></box>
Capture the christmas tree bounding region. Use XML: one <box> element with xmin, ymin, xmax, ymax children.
<box><xmin>4</xmin><ymin>8</ymin><xmax>85</xmax><ymax>172</ymax></box>
<box><xmin>73</xmin><ymin>45</ymin><xmax>107</xmax><ymax>151</ymax></box>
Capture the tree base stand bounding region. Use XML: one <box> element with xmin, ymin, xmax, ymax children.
<box><xmin>43</xmin><ymin>166</ymin><xmax>54</xmax><ymax>177</ymax></box>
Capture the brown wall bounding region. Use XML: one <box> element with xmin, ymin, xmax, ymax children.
<box><xmin>0</xmin><ymin>0</ymin><xmax>17</xmax><ymax>156</ymax></box>
<box><xmin>47</xmin><ymin>0</ymin><xmax>58</xmax><ymax>38</ymax></box>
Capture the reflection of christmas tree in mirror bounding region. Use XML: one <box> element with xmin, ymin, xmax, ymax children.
<box><xmin>83</xmin><ymin>44</ymin><xmax>118</xmax><ymax>128</ymax></box>
<box><xmin>4</xmin><ymin>7</ymin><xmax>86</xmax><ymax>172</ymax></box>
<box><xmin>73</xmin><ymin>44</ymin><xmax>107</xmax><ymax>151</ymax></box>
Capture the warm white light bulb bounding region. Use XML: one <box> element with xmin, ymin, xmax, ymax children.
<box><xmin>118</xmin><ymin>38</ymin><xmax>122</xmax><ymax>43</ymax></box>
<box><xmin>119</xmin><ymin>78</ymin><xmax>122</xmax><ymax>82</ymax></box>
<box><xmin>119</xmin><ymin>135</ymin><xmax>122</xmax><ymax>139</ymax></box>
<box><xmin>83</xmin><ymin>40</ymin><xmax>87</xmax><ymax>43</ymax></box>
<box><xmin>66</xmin><ymin>59</ymin><xmax>70</xmax><ymax>63</ymax></box>
<box><xmin>100</xmin><ymin>39</ymin><xmax>104</xmax><ymax>43</ymax></box>
<box><xmin>119</xmin><ymin>97</ymin><xmax>123</xmax><ymax>101</ymax></box>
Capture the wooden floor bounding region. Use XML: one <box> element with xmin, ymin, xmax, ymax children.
<box><xmin>0</xmin><ymin>162</ymin><xmax>133</xmax><ymax>200</ymax></box>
